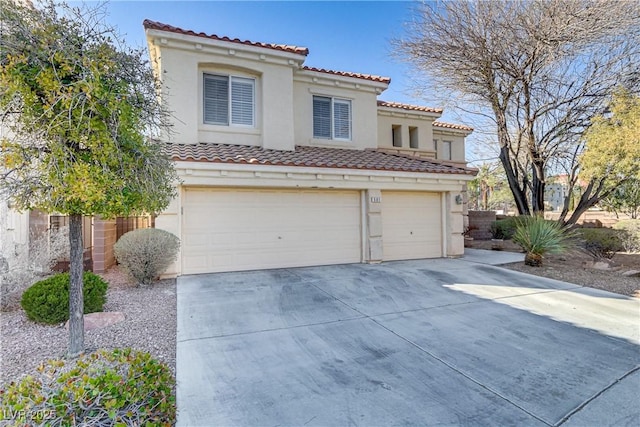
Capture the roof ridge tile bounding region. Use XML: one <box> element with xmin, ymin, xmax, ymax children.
<box><xmin>143</xmin><ymin>19</ymin><xmax>309</xmax><ymax>56</ymax></box>
<box><xmin>302</xmin><ymin>66</ymin><xmax>390</xmax><ymax>84</ymax></box>
<box><xmin>433</xmin><ymin>121</ymin><xmax>474</xmax><ymax>131</ymax></box>
<box><xmin>377</xmin><ymin>100</ymin><xmax>443</xmax><ymax>114</ymax></box>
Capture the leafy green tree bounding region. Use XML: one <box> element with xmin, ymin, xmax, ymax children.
<box><xmin>576</xmin><ymin>91</ymin><xmax>640</xmax><ymax>222</ymax></box>
<box><xmin>599</xmin><ymin>179</ymin><xmax>640</xmax><ymax>219</ymax></box>
<box><xmin>0</xmin><ymin>0</ymin><xmax>177</xmax><ymax>356</ymax></box>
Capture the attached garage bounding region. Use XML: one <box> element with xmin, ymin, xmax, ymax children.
<box><xmin>381</xmin><ymin>191</ymin><xmax>442</xmax><ymax>261</ymax></box>
<box><xmin>181</xmin><ymin>187</ymin><xmax>362</xmax><ymax>274</ymax></box>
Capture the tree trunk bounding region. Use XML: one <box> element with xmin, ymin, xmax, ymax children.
<box><xmin>68</xmin><ymin>213</ymin><xmax>84</xmax><ymax>358</ymax></box>
<box><xmin>531</xmin><ymin>160</ymin><xmax>546</xmax><ymax>214</ymax></box>
<box><xmin>498</xmin><ymin>145</ymin><xmax>530</xmax><ymax>215</ymax></box>
<box><xmin>524</xmin><ymin>252</ymin><xmax>542</xmax><ymax>267</ymax></box>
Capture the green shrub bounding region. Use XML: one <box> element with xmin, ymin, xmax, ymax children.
<box><xmin>490</xmin><ymin>216</ymin><xmax>528</xmax><ymax>240</ymax></box>
<box><xmin>114</xmin><ymin>228</ymin><xmax>180</xmax><ymax>285</ymax></box>
<box><xmin>579</xmin><ymin>228</ymin><xmax>624</xmax><ymax>260</ymax></box>
<box><xmin>0</xmin><ymin>348</ymin><xmax>176</xmax><ymax>426</ymax></box>
<box><xmin>613</xmin><ymin>219</ymin><xmax>640</xmax><ymax>252</ymax></box>
<box><xmin>20</xmin><ymin>272</ymin><xmax>108</xmax><ymax>324</ymax></box>
<box><xmin>512</xmin><ymin>216</ymin><xmax>576</xmax><ymax>266</ymax></box>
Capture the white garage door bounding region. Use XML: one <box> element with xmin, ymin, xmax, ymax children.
<box><xmin>182</xmin><ymin>188</ymin><xmax>362</xmax><ymax>274</ymax></box>
<box><xmin>382</xmin><ymin>191</ymin><xmax>442</xmax><ymax>261</ymax></box>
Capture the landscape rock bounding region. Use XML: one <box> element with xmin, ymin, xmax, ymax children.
<box><xmin>583</xmin><ymin>260</ymin><xmax>613</xmax><ymax>270</ymax></box>
<box><xmin>621</xmin><ymin>270</ymin><xmax>640</xmax><ymax>277</ymax></box>
<box><xmin>65</xmin><ymin>311</ymin><xmax>125</xmax><ymax>331</ymax></box>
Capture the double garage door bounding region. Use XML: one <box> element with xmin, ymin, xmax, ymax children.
<box><xmin>181</xmin><ymin>188</ymin><xmax>442</xmax><ymax>274</ymax></box>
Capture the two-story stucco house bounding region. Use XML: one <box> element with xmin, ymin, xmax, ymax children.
<box><xmin>143</xmin><ymin>20</ymin><xmax>476</xmax><ymax>276</ymax></box>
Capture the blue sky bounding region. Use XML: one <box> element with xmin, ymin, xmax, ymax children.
<box><xmin>94</xmin><ymin>1</ymin><xmax>419</xmax><ymax>102</ymax></box>
<box><xmin>71</xmin><ymin>1</ymin><xmax>487</xmax><ymax>160</ymax></box>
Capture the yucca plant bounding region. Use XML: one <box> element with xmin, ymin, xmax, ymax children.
<box><xmin>512</xmin><ymin>216</ymin><xmax>576</xmax><ymax>267</ymax></box>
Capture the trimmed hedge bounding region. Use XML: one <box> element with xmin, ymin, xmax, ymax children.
<box><xmin>114</xmin><ymin>228</ymin><xmax>180</xmax><ymax>285</ymax></box>
<box><xmin>20</xmin><ymin>272</ymin><xmax>108</xmax><ymax>324</ymax></box>
<box><xmin>0</xmin><ymin>348</ymin><xmax>176</xmax><ymax>426</ymax></box>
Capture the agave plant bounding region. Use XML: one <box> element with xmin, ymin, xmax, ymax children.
<box><xmin>512</xmin><ymin>216</ymin><xmax>576</xmax><ymax>267</ymax></box>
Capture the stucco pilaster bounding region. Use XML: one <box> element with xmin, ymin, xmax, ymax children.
<box><xmin>365</xmin><ymin>189</ymin><xmax>383</xmax><ymax>262</ymax></box>
<box><xmin>446</xmin><ymin>191</ymin><xmax>465</xmax><ymax>257</ymax></box>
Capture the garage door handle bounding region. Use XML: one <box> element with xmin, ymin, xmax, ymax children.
<box><xmin>278</xmin><ymin>236</ymin><xmax>282</xmax><ymax>239</ymax></box>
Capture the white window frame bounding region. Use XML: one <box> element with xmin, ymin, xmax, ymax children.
<box><xmin>203</xmin><ymin>73</ymin><xmax>255</xmax><ymax>127</ymax></box>
<box><xmin>313</xmin><ymin>95</ymin><xmax>352</xmax><ymax>141</ymax></box>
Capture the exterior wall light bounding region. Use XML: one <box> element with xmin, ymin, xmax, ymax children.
<box><xmin>455</xmin><ymin>194</ymin><xmax>463</xmax><ymax>205</ymax></box>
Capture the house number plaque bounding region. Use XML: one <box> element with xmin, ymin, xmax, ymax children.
<box><xmin>370</xmin><ymin>196</ymin><xmax>381</xmax><ymax>203</ymax></box>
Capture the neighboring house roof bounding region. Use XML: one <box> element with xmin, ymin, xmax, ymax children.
<box><xmin>302</xmin><ymin>66</ymin><xmax>391</xmax><ymax>84</ymax></box>
<box><xmin>143</xmin><ymin>19</ymin><xmax>310</xmax><ymax>56</ymax></box>
<box><xmin>163</xmin><ymin>143</ymin><xmax>475</xmax><ymax>175</ymax></box>
<box><xmin>377</xmin><ymin>100</ymin><xmax>443</xmax><ymax>114</ymax></box>
<box><xmin>433</xmin><ymin>121</ymin><xmax>474</xmax><ymax>132</ymax></box>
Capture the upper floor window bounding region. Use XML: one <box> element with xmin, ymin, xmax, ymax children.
<box><xmin>442</xmin><ymin>141</ymin><xmax>452</xmax><ymax>160</ymax></box>
<box><xmin>203</xmin><ymin>73</ymin><xmax>255</xmax><ymax>126</ymax></box>
<box><xmin>313</xmin><ymin>96</ymin><xmax>351</xmax><ymax>140</ymax></box>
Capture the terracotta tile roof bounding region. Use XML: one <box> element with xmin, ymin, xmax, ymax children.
<box><xmin>433</xmin><ymin>121</ymin><xmax>474</xmax><ymax>132</ymax></box>
<box><xmin>302</xmin><ymin>66</ymin><xmax>391</xmax><ymax>84</ymax></box>
<box><xmin>163</xmin><ymin>143</ymin><xmax>474</xmax><ymax>175</ymax></box>
<box><xmin>377</xmin><ymin>100</ymin><xmax>443</xmax><ymax>114</ymax></box>
<box><xmin>143</xmin><ymin>20</ymin><xmax>309</xmax><ymax>56</ymax></box>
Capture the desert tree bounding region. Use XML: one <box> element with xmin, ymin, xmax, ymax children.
<box><xmin>577</xmin><ymin>91</ymin><xmax>640</xmax><ymax>221</ymax></box>
<box><xmin>0</xmin><ymin>0</ymin><xmax>177</xmax><ymax>357</ymax></box>
<box><xmin>396</xmin><ymin>0</ymin><xmax>640</xmax><ymax>222</ymax></box>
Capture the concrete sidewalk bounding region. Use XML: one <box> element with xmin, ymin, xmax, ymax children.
<box><xmin>176</xmin><ymin>257</ymin><xmax>639</xmax><ymax>426</ymax></box>
<box><xmin>463</xmin><ymin>247</ymin><xmax>525</xmax><ymax>265</ymax></box>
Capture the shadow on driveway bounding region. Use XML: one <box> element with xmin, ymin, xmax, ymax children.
<box><xmin>176</xmin><ymin>256</ymin><xmax>640</xmax><ymax>426</ymax></box>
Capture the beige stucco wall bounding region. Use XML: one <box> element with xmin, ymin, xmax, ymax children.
<box><xmin>377</xmin><ymin>114</ymin><xmax>435</xmax><ymax>153</ymax></box>
<box><xmin>146</xmin><ymin>28</ymin><xmax>473</xmax><ymax>277</ymax></box>
<box><xmin>149</xmin><ymin>32</ymin><xmax>303</xmax><ymax>150</ymax></box>
<box><xmin>432</xmin><ymin>131</ymin><xmax>466</xmax><ymax>162</ymax></box>
<box><xmin>292</xmin><ymin>74</ymin><xmax>383</xmax><ymax>150</ymax></box>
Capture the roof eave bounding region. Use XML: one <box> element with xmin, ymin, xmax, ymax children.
<box><xmin>144</xmin><ymin>27</ymin><xmax>309</xmax><ymax>62</ymax></box>
<box><xmin>377</xmin><ymin>106</ymin><xmax>442</xmax><ymax>119</ymax></box>
<box><xmin>296</xmin><ymin>68</ymin><xmax>390</xmax><ymax>89</ymax></box>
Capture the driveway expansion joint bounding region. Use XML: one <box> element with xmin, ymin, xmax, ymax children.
<box><xmin>309</xmin><ymin>279</ymin><xmax>554</xmax><ymax>426</ymax></box>
<box><xmin>177</xmin><ymin>315</ymin><xmax>367</xmax><ymax>343</ymax></box>
<box><xmin>368</xmin><ymin>316</ymin><xmax>554</xmax><ymax>426</ymax></box>
<box><xmin>555</xmin><ymin>365</ymin><xmax>640</xmax><ymax>426</ymax></box>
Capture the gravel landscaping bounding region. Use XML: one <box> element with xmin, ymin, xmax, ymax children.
<box><xmin>0</xmin><ymin>266</ymin><xmax>176</xmax><ymax>386</ymax></box>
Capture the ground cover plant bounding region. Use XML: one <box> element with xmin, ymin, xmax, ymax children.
<box><xmin>0</xmin><ymin>348</ymin><xmax>176</xmax><ymax>426</ymax></box>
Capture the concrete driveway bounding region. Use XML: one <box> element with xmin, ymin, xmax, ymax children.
<box><xmin>176</xmin><ymin>250</ymin><xmax>640</xmax><ymax>426</ymax></box>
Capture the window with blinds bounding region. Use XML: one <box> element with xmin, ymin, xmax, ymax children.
<box><xmin>203</xmin><ymin>73</ymin><xmax>255</xmax><ymax>127</ymax></box>
<box><xmin>313</xmin><ymin>95</ymin><xmax>351</xmax><ymax>140</ymax></box>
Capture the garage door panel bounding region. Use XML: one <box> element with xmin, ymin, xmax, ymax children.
<box><xmin>182</xmin><ymin>188</ymin><xmax>361</xmax><ymax>274</ymax></box>
<box><xmin>382</xmin><ymin>191</ymin><xmax>442</xmax><ymax>261</ymax></box>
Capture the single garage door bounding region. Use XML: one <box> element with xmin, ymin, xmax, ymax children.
<box><xmin>182</xmin><ymin>188</ymin><xmax>362</xmax><ymax>274</ymax></box>
<box><xmin>381</xmin><ymin>191</ymin><xmax>442</xmax><ymax>261</ymax></box>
